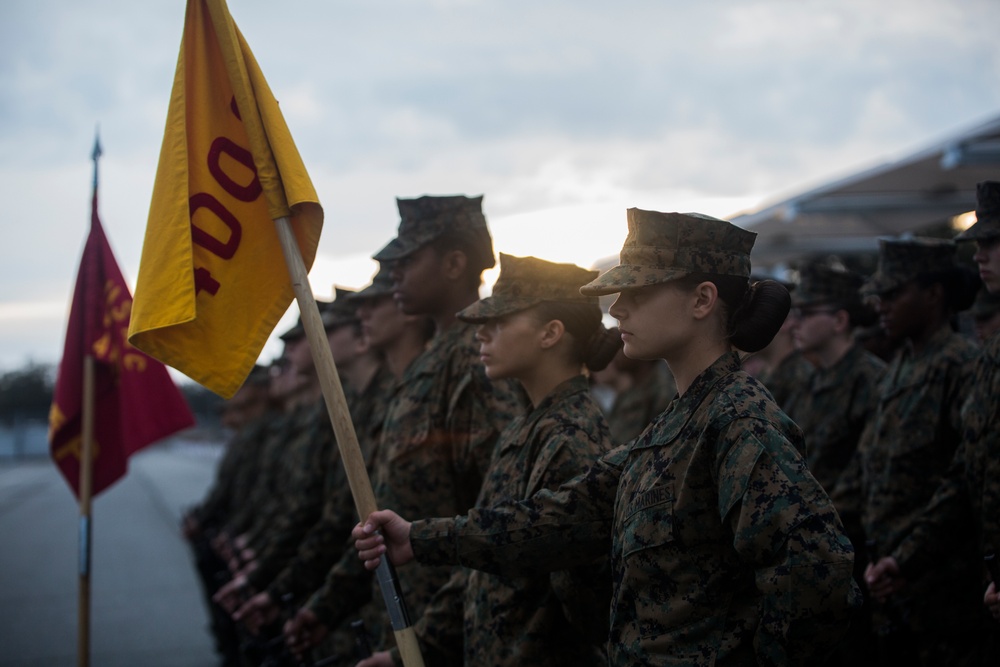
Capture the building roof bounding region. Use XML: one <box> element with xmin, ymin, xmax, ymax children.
<box><xmin>732</xmin><ymin>113</ymin><xmax>1000</xmax><ymax>266</ymax></box>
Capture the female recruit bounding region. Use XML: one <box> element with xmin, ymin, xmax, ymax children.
<box><xmin>360</xmin><ymin>253</ymin><xmax>621</xmax><ymax>667</ymax></box>
<box><xmin>355</xmin><ymin>209</ymin><xmax>860</xmax><ymax>666</ymax></box>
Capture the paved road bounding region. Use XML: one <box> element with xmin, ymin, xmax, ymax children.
<box><xmin>0</xmin><ymin>440</ymin><xmax>223</xmax><ymax>667</ymax></box>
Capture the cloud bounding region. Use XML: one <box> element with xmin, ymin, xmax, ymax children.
<box><xmin>2</xmin><ymin>0</ymin><xmax>1000</xmax><ymax>371</ymax></box>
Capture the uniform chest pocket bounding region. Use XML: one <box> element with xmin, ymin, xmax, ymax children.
<box><xmin>621</xmin><ymin>486</ymin><xmax>674</xmax><ymax>560</ymax></box>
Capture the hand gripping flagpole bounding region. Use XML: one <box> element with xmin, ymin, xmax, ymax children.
<box><xmin>273</xmin><ymin>217</ymin><xmax>425</xmax><ymax>667</ymax></box>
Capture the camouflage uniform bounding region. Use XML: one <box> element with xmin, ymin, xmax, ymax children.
<box><xmin>757</xmin><ymin>349</ymin><xmax>813</xmax><ymax>413</ymax></box>
<box><xmin>783</xmin><ymin>262</ymin><xmax>885</xmax><ymax>497</ymax></box>
<box><xmin>853</xmin><ymin>237</ymin><xmax>984</xmax><ymax>664</ymax></box>
<box><xmin>222</xmin><ymin>404</ymin><xmax>314</xmax><ymax>539</ymax></box>
<box><xmin>407</xmin><ymin>209</ymin><xmax>860</xmax><ymax>666</ymax></box>
<box><xmin>858</xmin><ymin>326</ymin><xmax>981</xmax><ymax>661</ymax></box>
<box><xmin>191</xmin><ymin>413</ymin><xmax>272</xmax><ymax>533</ymax></box>
<box><xmin>307</xmin><ymin>321</ymin><xmax>524</xmax><ymax>657</ymax></box>
<box><xmin>262</xmin><ymin>364</ymin><xmax>397</xmax><ymax>604</ymax></box>
<box><xmin>242</xmin><ymin>399</ymin><xmax>333</xmax><ymax>588</ymax></box>
<box><xmin>410</xmin><ymin>376</ymin><xmax>611</xmax><ymax>666</ymax></box>
<box><xmin>404</xmin><ymin>254</ymin><xmax>616</xmax><ymax>666</ymax></box>
<box><xmin>411</xmin><ymin>352</ymin><xmax>859</xmax><ymax>666</ymax></box>
<box><xmin>604</xmin><ymin>361</ymin><xmax>675</xmax><ymax>444</ymax></box>
<box><xmin>889</xmin><ymin>182</ymin><xmax>1000</xmax><ymax>660</ymax></box>
<box><xmin>891</xmin><ymin>332</ymin><xmax>1000</xmax><ymax>658</ymax></box>
<box><xmin>236</xmin><ymin>294</ymin><xmax>361</xmax><ymax>585</ymax></box>
<box><xmin>304</xmin><ymin>195</ymin><xmax>523</xmax><ymax>663</ymax></box>
<box><xmin>784</xmin><ymin>346</ymin><xmax>885</xmax><ymax>496</ymax></box>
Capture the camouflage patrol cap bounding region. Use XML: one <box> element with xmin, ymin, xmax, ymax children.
<box><xmin>580</xmin><ymin>208</ymin><xmax>756</xmax><ymax>296</ymax></box>
<box><xmin>457</xmin><ymin>253</ymin><xmax>599</xmax><ymax>323</ymax></box>
<box><xmin>347</xmin><ymin>264</ymin><xmax>394</xmax><ymax>302</ymax></box>
<box><xmin>372</xmin><ymin>195</ymin><xmax>495</xmax><ymax>267</ymax></box>
<box><xmin>279</xmin><ymin>299</ymin><xmax>332</xmax><ymax>341</ymax></box>
<box><xmin>794</xmin><ymin>263</ymin><xmax>865</xmax><ymax>308</ymax></box>
<box><xmin>862</xmin><ymin>237</ymin><xmax>957</xmax><ymax>295</ymax></box>
<box><xmin>971</xmin><ymin>286</ymin><xmax>1000</xmax><ymax>319</ymax></box>
<box><xmin>956</xmin><ymin>181</ymin><xmax>1000</xmax><ymax>242</ymax></box>
<box><xmin>323</xmin><ymin>288</ymin><xmax>360</xmax><ymax>331</ymax></box>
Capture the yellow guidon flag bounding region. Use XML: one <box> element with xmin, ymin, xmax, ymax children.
<box><xmin>128</xmin><ymin>0</ymin><xmax>323</xmax><ymax>398</ymax></box>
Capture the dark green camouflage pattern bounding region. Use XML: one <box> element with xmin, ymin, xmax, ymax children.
<box><xmin>305</xmin><ymin>321</ymin><xmax>527</xmax><ymax>651</ymax></box>
<box><xmin>410</xmin><ymin>352</ymin><xmax>860</xmax><ymax>665</ymax></box>
<box><xmin>191</xmin><ymin>414</ymin><xmax>272</xmax><ymax>531</ymax></box>
<box><xmin>857</xmin><ymin>325</ymin><xmax>984</xmax><ymax>660</ymax></box>
<box><xmin>458</xmin><ymin>253</ymin><xmax>598</xmax><ymax>323</ymax></box>
<box><xmin>861</xmin><ymin>237</ymin><xmax>958</xmax><ymax>295</ymax></box>
<box><xmin>783</xmin><ymin>344</ymin><xmax>885</xmax><ymax>495</ymax></box>
<box><xmin>793</xmin><ymin>263</ymin><xmax>866</xmax><ymax>308</ymax></box>
<box><xmin>373</xmin><ymin>195</ymin><xmax>494</xmax><ymax>264</ymax></box>
<box><xmin>264</xmin><ymin>364</ymin><xmax>397</xmax><ymax>602</ymax></box>
<box><xmin>243</xmin><ymin>400</ymin><xmax>334</xmax><ymax>589</ymax></box>
<box><xmin>221</xmin><ymin>405</ymin><xmax>313</xmax><ymax>538</ymax></box>
<box><xmin>581</xmin><ymin>209</ymin><xmax>755</xmax><ymax>297</ymax></box>
<box><xmin>413</xmin><ymin>375</ymin><xmax>611</xmax><ymax>666</ymax></box>
<box><xmin>893</xmin><ymin>331</ymin><xmax>1000</xmax><ymax>658</ymax></box>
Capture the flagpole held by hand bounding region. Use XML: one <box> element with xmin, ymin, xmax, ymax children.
<box><xmin>273</xmin><ymin>216</ymin><xmax>425</xmax><ymax>667</ymax></box>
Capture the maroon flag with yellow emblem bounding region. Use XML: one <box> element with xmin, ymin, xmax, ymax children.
<box><xmin>49</xmin><ymin>140</ymin><xmax>195</xmax><ymax>498</ymax></box>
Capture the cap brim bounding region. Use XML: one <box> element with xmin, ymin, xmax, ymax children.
<box><xmin>457</xmin><ymin>296</ymin><xmax>538</xmax><ymax>323</ymax></box>
<box><xmin>860</xmin><ymin>273</ymin><xmax>907</xmax><ymax>296</ymax></box>
<box><xmin>956</xmin><ymin>220</ymin><xmax>1000</xmax><ymax>242</ymax></box>
<box><xmin>373</xmin><ymin>235</ymin><xmax>424</xmax><ymax>262</ymax></box>
<box><xmin>580</xmin><ymin>265</ymin><xmax>689</xmax><ymax>296</ymax></box>
<box><xmin>347</xmin><ymin>284</ymin><xmax>393</xmax><ymax>302</ymax></box>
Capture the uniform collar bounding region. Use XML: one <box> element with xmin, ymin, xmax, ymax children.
<box><xmin>631</xmin><ymin>351</ymin><xmax>741</xmax><ymax>450</ymax></box>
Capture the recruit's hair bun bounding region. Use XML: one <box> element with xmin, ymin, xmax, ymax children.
<box><xmin>730</xmin><ymin>279</ymin><xmax>791</xmax><ymax>353</ymax></box>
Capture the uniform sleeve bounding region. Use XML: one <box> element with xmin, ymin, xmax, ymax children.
<box><xmin>717</xmin><ymin>418</ymin><xmax>861</xmax><ymax>665</ymax></box>
<box><xmin>266</xmin><ymin>455</ymin><xmax>357</xmax><ymax>601</ymax></box>
<box><xmin>411</xmin><ymin>446</ymin><xmax>625</xmax><ymax>577</ymax></box>
<box><xmin>893</xmin><ymin>439</ymin><xmax>974</xmax><ymax>578</ymax></box>
<box><xmin>246</xmin><ymin>433</ymin><xmax>332</xmax><ymax>591</ymax></box>
<box><xmin>305</xmin><ymin>532</ymin><xmax>374</xmax><ymax>629</ymax></box>
<box><xmin>192</xmin><ymin>433</ymin><xmax>247</xmax><ymax>528</ymax></box>
<box><xmin>894</xmin><ymin>348</ymin><xmax>995</xmax><ymax>578</ymax></box>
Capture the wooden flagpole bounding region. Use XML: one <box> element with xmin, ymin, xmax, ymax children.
<box><xmin>77</xmin><ymin>354</ymin><xmax>95</xmax><ymax>667</ymax></box>
<box><xmin>273</xmin><ymin>217</ymin><xmax>425</xmax><ymax>667</ymax></box>
<box><xmin>76</xmin><ymin>134</ymin><xmax>102</xmax><ymax>667</ymax></box>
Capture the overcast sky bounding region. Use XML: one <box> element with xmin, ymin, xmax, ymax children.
<box><xmin>2</xmin><ymin>0</ymin><xmax>999</xmax><ymax>377</ymax></box>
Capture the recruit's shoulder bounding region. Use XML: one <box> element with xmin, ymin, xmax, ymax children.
<box><xmin>707</xmin><ymin>357</ymin><xmax>807</xmax><ymax>471</ymax></box>
<box><xmin>531</xmin><ymin>376</ymin><xmax>611</xmax><ymax>446</ymax></box>
<box><xmin>931</xmin><ymin>327</ymin><xmax>981</xmax><ymax>367</ymax></box>
<box><xmin>843</xmin><ymin>342</ymin><xmax>887</xmax><ymax>378</ymax></box>
<box><xmin>712</xmin><ymin>362</ymin><xmax>796</xmax><ymax>431</ymax></box>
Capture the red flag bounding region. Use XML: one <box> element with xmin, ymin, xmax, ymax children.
<box><xmin>49</xmin><ymin>143</ymin><xmax>196</xmax><ymax>498</ymax></box>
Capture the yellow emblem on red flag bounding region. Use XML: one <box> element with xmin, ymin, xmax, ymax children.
<box><xmin>128</xmin><ymin>0</ymin><xmax>323</xmax><ymax>398</ymax></box>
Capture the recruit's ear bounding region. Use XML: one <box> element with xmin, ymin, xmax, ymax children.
<box><xmin>690</xmin><ymin>280</ymin><xmax>720</xmax><ymax>321</ymax></box>
<box><xmin>538</xmin><ymin>319</ymin><xmax>565</xmax><ymax>350</ymax></box>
